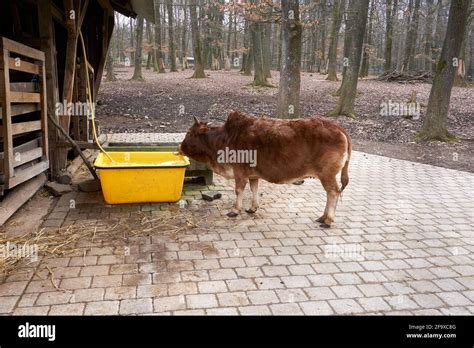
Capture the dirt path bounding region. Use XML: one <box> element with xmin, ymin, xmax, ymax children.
<box><xmin>97</xmin><ymin>67</ymin><xmax>473</xmax><ymax>172</ymax></box>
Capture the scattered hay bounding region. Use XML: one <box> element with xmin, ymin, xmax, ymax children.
<box><xmin>0</xmin><ymin>211</ymin><xmax>200</xmax><ymax>280</ymax></box>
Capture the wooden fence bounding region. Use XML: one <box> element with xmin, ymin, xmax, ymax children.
<box><xmin>0</xmin><ymin>37</ymin><xmax>49</xmax><ymax>195</ymax></box>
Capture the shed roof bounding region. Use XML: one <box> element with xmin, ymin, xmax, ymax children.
<box><xmin>111</xmin><ymin>0</ymin><xmax>155</xmax><ymax>23</ymax></box>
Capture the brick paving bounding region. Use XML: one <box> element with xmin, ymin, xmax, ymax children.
<box><xmin>1</xmin><ymin>151</ymin><xmax>473</xmax><ymax>315</ymax></box>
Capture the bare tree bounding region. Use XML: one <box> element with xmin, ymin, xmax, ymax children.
<box><xmin>384</xmin><ymin>0</ymin><xmax>397</xmax><ymax>72</ymax></box>
<box><xmin>190</xmin><ymin>0</ymin><xmax>205</xmax><ymax>78</ymax></box>
<box><xmin>131</xmin><ymin>15</ymin><xmax>145</xmax><ymax>81</ymax></box>
<box><xmin>277</xmin><ymin>0</ymin><xmax>302</xmax><ymax>118</ymax></box>
<box><xmin>106</xmin><ymin>49</ymin><xmax>117</xmax><ymax>81</ymax></box>
<box><xmin>326</xmin><ymin>0</ymin><xmax>345</xmax><ymax>81</ymax></box>
<box><xmin>423</xmin><ymin>0</ymin><xmax>435</xmax><ymax>71</ymax></box>
<box><xmin>181</xmin><ymin>0</ymin><xmax>188</xmax><ymax>68</ymax></box>
<box><xmin>327</xmin><ymin>0</ymin><xmax>370</xmax><ymax>118</ymax></box>
<box><xmin>154</xmin><ymin>0</ymin><xmax>166</xmax><ymax>72</ymax></box>
<box><xmin>418</xmin><ymin>0</ymin><xmax>472</xmax><ymax>141</ymax></box>
<box><xmin>402</xmin><ymin>0</ymin><xmax>421</xmax><ymax>71</ymax></box>
<box><xmin>166</xmin><ymin>0</ymin><xmax>177</xmax><ymax>72</ymax></box>
<box><xmin>360</xmin><ymin>0</ymin><xmax>374</xmax><ymax>77</ymax></box>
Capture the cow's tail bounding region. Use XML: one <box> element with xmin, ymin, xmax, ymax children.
<box><xmin>340</xmin><ymin>131</ymin><xmax>352</xmax><ymax>193</ymax></box>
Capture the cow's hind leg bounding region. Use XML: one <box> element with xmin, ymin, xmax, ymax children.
<box><xmin>246</xmin><ymin>178</ymin><xmax>259</xmax><ymax>214</ymax></box>
<box><xmin>227</xmin><ymin>176</ymin><xmax>247</xmax><ymax>217</ymax></box>
<box><xmin>319</xmin><ymin>177</ymin><xmax>340</xmax><ymax>228</ymax></box>
<box><xmin>316</xmin><ymin>193</ymin><xmax>330</xmax><ymax>223</ymax></box>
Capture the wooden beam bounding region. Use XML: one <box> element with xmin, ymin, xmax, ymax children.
<box><xmin>98</xmin><ymin>0</ymin><xmax>113</xmax><ymax>10</ymax></box>
<box><xmin>0</xmin><ymin>173</ymin><xmax>47</xmax><ymax>226</ymax></box>
<box><xmin>51</xmin><ymin>3</ymin><xmax>66</xmax><ymax>25</ymax></box>
<box><xmin>9</xmin><ymin>82</ymin><xmax>37</xmax><ymax>92</ymax></box>
<box><xmin>93</xmin><ymin>9</ymin><xmax>115</xmax><ymax>98</ymax></box>
<box><xmin>8</xmin><ymin>57</ymin><xmax>40</xmax><ymax>74</ymax></box>
<box><xmin>0</xmin><ymin>138</ymin><xmax>42</xmax><ymax>159</ymax></box>
<box><xmin>11</xmin><ymin>120</ymin><xmax>42</xmax><ymax>135</ymax></box>
<box><xmin>58</xmin><ymin>0</ymin><xmax>90</xmax><ymax>170</ymax></box>
<box><xmin>0</xmin><ymin>147</ymin><xmax>44</xmax><ymax>171</ymax></box>
<box><xmin>39</xmin><ymin>61</ymin><xmax>49</xmax><ymax>158</ymax></box>
<box><xmin>9</xmin><ymin>92</ymin><xmax>41</xmax><ymax>103</ymax></box>
<box><xmin>0</xmin><ymin>37</ymin><xmax>45</xmax><ymax>61</ymax></box>
<box><xmin>38</xmin><ymin>0</ymin><xmax>60</xmax><ymax>178</ymax></box>
<box><xmin>8</xmin><ymin>160</ymin><xmax>49</xmax><ymax>188</ymax></box>
<box><xmin>0</xmin><ymin>104</ymin><xmax>40</xmax><ymax>118</ymax></box>
<box><xmin>0</xmin><ymin>48</ymin><xmax>14</xmax><ymax>181</ymax></box>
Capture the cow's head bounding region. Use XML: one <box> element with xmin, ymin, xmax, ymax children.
<box><xmin>179</xmin><ymin>116</ymin><xmax>212</xmax><ymax>163</ymax></box>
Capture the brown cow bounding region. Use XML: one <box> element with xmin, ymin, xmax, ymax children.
<box><xmin>179</xmin><ymin>111</ymin><xmax>352</xmax><ymax>228</ymax></box>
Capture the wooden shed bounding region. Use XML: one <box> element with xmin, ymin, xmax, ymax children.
<box><xmin>0</xmin><ymin>0</ymin><xmax>154</xmax><ymax>222</ymax></box>
<box><xmin>0</xmin><ymin>0</ymin><xmax>157</xmax><ymax>191</ymax></box>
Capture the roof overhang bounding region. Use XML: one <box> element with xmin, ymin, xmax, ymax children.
<box><xmin>110</xmin><ymin>0</ymin><xmax>155</xmax><ymax>23</ymax></box>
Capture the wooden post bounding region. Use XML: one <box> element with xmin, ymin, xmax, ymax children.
<box><xmin>57</xmin><ymin>0</ymin><xmax>89</xmax><ymax>170</ymax></box>
<box><xmin>0</xmin><ymin>47</ymin><xmax>14</xmax><ymax>182</ymax></box>
<box><xmin>38</xmin><ymin>0</ymin><xmax>61</xmax><ymax>178</ymax></box>
<box><xmin>93</xmin><ymin>9</ymin><xmax>115</xmax><ymax>99</ymax></box>
<box><xmin>39</xmin><ymin>60</ymin><xmax>49</xmax><ymax>159</ymax></box>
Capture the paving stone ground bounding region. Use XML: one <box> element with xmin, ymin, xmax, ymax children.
<box><xmin>1</xmin><ymin>151</ymin><xmax>473</xmax><ymax>315</ymax></box>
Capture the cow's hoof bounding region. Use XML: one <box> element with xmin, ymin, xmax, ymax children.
<box><xmin>320</xmin><ymin>223</ymin><xmax>331</xmax><ymax>228</ymax></box>
<box><xmin>227</xmin><ymin>211</ymin><xmax>238</xmax><ymax>218</ymax></box>
<box><xmin>245</xmin><ymin>208</ymin><xmax>256</xmax><ymax>214</ymax></box>
<box><xmin>316</xmin><ymin>216</ymin><xmax>326</xmax><ymax>223</ymax></box>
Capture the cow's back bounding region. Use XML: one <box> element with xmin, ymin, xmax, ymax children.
<box><xmin>225</xmin><ymin>113</ymin><xmax>349</xmax><ymax>183</ymax></box>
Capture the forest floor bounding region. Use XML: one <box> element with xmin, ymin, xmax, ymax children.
<box><xmin>96</xmin><ymin>67</ymin><xmax>473</xmax><ymax>172</ymax></box>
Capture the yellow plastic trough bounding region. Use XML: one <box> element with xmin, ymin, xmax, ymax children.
<box><xmin>94</xmin><ymin>151</ymin><xmax>190</xmax><ymax>204</ymax></box>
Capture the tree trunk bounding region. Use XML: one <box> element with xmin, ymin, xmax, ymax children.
<box><xmin>130</xmin><ymin>18</ymin><xmax>135</xmax><ymax>63</ymax></box>
<box><xmin>131</xmin><ymin>15</ymin><xmax>144</xmax><ymax>80</ymax></box>
<box><xmin>146</xmin><ymin>20</ymin><xmax>152</xmax><ymax>69</ymax></box>
<box><xmin>418</xmin><ymin>0</ymin><xmax>472</xmax><ymax>141</ymax></box>
<box><xmin>359</xmin><ymin>0</ymin><xmax>374</xmax><ymax>77</ymax></box>
<box><xmin>432</xmin><ymin>0</ymin><xmax>444</xmax><ymax>72</ymax></box>
<box><xmin>181</xmin><ymin>0</ymin><xmax>188</xmax><ymax>68</ymax></box>
<box><xmin>327</xmin><ymin>0</ymin><xmax>370</xmax><ymax>118</ymax></box>
<box><xmin>384</xmin><ymin>0</ymin><xmax>397</xmax><ymax>72</ymax></box>
<box><xmin>232</xmin><ymin>13</ymin><xmax>238</xmax><ymax>63</ymax></box>
<box><xmin>263</xmin><ymin>22</ymin><xmax>272</xmax><ymax>78</ymax></box>
<box><xmin>423</xmin><ymin>0</ymin><xmax>435</xmax><ymax>71</ymax></box>
<box><xmin>106</xmin><ymin>49</ymin><xmax>116</xmax><ymax>81</ymax></box>
<box><xmin>468</xmin><ymin>23</ymin><xmax>474</xmax><ymax>81</ymax></box>
<box><xmin>190</xmin><ymin>0</ymin><xmax>205</xmax><ymax>78</ymax></box>
<box><xmin>166</xmin><ymin>0</ymin><xmax>177</xmax><ymax>72</ymax></box>
<box><xmin>319</xmin><ymin>1</ymin><xmax>327</xmax><ymax>73</ymax></box>
<box><xmin>336</xmin><ymin>0</ymin><xmax>351</xmax><ymax>93</ymax></box>
<box><xmin>326</xmin><ymin>0</ymin><xmax>345</xmax><ymax>81</ymax></box>
<box><xmin>226</xmin><ymin>7</ymin><xmax>233</xmax><ymax>59</ymax></box>
<box><xmin>154</xmin><ymin>0</ymin><xmax>166</xmax><ymax>72</ymax></box>
<box><xmin>277</xmin><ymin>0</ymin><xmax>303</xmax><ymax>118</ymax></box>
<box><xmin>250</xmin><ymin>8</ymin><xmax>270</xmax><ymax>87</ymax></box>
<box><xmin>402</xmin><ymin>0</ymin><xmax>421</xmax><ymax>71</ymax></box>
<box><xmin>453</xmin><ymin>17</ymin><xmax>470</xmax><ymax>86</ymax></box>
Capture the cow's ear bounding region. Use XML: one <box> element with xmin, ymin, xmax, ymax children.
<box><xmin>193</xmin><ymin>116</ymin><xmax>200</xmax><ymax>125</ymax></box>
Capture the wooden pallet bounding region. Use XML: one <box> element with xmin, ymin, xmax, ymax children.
<box><xmin>0</xmin><ymin>37</ymin><xmax>49</xmax><ymax>195</ymax></box>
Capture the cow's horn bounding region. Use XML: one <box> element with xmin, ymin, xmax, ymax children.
<box><xmin>193</xmin><ymin>116</ymin><xmax>200</xmax><ymax>124</ymax></box>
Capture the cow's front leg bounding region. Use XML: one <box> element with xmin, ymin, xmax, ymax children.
<box><xmin>245</xmin><ymin>178</ymin><xmax>259</xmax><ymax>214</ymax></box>
<box><xmin>227</xmin><ymin>176</ymin><xmax>247</xmax><ymax>217</ymax></box>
